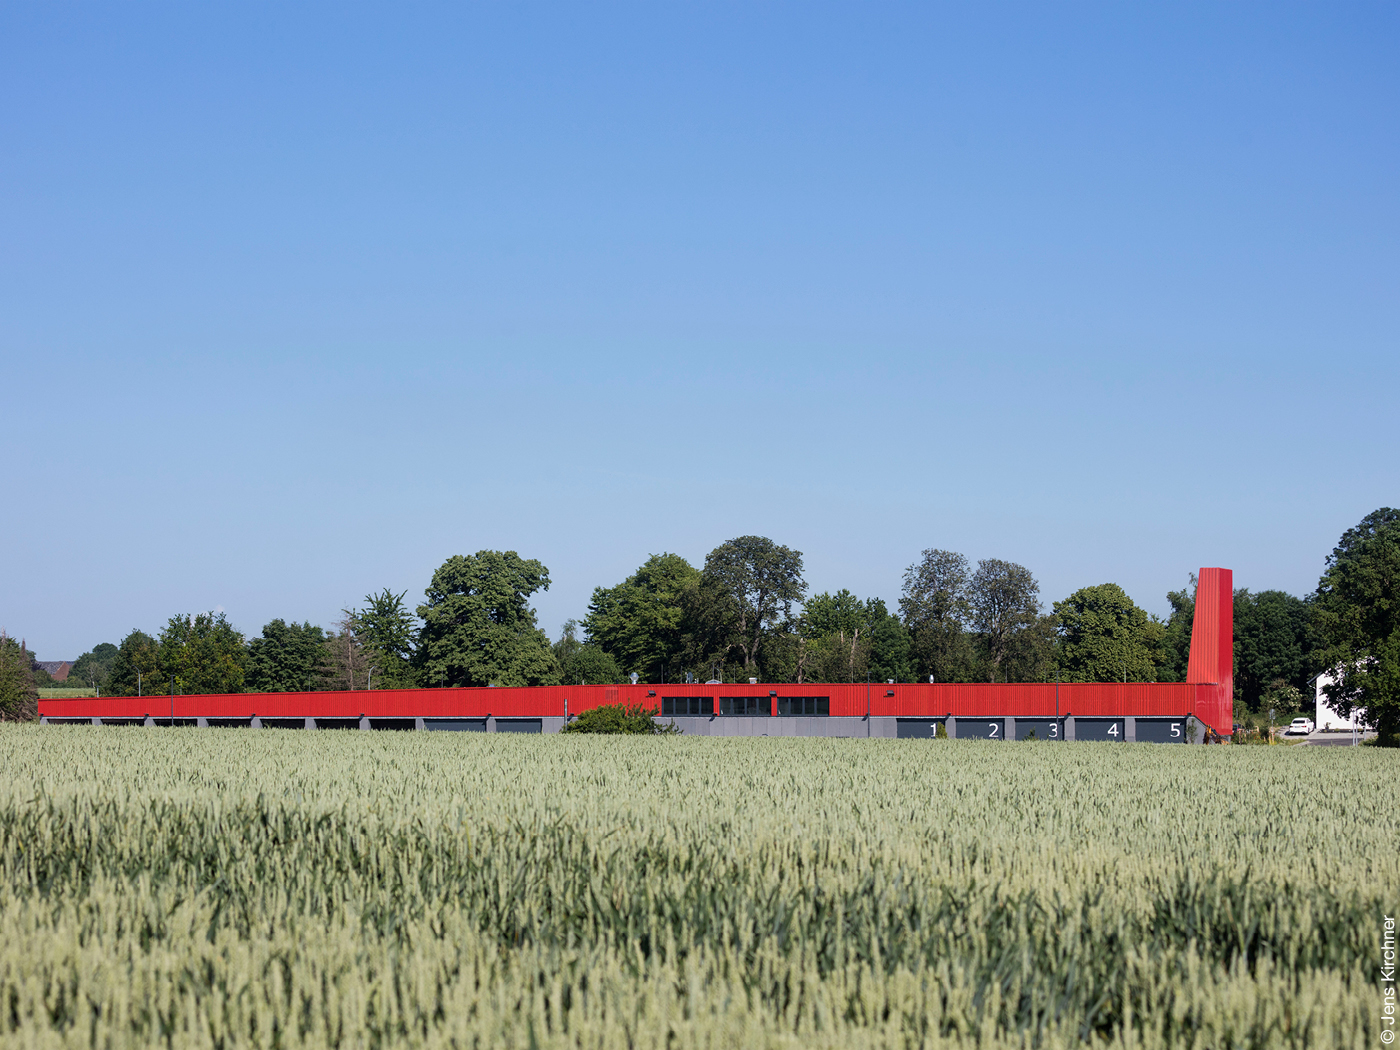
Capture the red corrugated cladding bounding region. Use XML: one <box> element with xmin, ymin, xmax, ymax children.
<box><xmin>38</xmin><ymin>680</ymin><xmax>1221</xmax><ymax>725</ymax></box>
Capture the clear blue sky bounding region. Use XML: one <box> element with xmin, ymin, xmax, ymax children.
<box><xmin>4</xmin><ymin>3</ymin><xmax>1397</xmax><ymax>659</ymax></box>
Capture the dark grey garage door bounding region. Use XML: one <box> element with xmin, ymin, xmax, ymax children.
<box><xmin>423</xmin><ymin>718</ymin><xmax>487</xmax><ymax>732</ymax></box>
<box><xmin>896</xmin><ymin>718</ymin><xmax>946</xmax><ymax>738</ymax></box>
<box><xmin>1075</xmin><ymin>718</ymin><xmax>1125</xmax><ymax>741</ymax></box>
<box><xmin>1135</xmin><ymin>717</ymin><xmax>1188</xmax><ymax>743</ymax></box>
<box><xmin>958</xmin><ymin>718</ymin><xmax>1006</xmax><ymax>740</ymax></box>
<box><xmin>1014</xmin><ymin>718</ymin><xmax>1064</xmax><ymax>741</ymax></box>
<box><xmin>496</xmin><ymin>719</ymin><xmax>542</xmax><ymax>734</ymax></box>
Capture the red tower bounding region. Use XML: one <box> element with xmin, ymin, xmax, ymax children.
<box><xmin>1185</xmin><ymin>567</ymin><xmax>1234</xmax><ymax>735</ymax></box>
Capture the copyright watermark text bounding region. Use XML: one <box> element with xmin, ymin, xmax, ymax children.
<box><xmin>1383</xmin><ymin>915</ymin><xmax>1396</xmax><ymax>1044</ymax></box>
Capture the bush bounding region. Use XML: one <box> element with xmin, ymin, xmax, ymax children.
<box><xmin>560</xmin><ymin>702</ymin><xmax>679</xmax><ymax>734</ymax></box>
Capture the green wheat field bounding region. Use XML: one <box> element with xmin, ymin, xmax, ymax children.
<box><xmin>0</xmin><ymin>726</ymin><xmax>1393</xmax><ymax>1049</ymax></box>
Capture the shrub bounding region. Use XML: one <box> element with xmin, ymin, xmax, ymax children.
<box><xmin>560</xmin><ymin>702</ymin><xmax>679</xmax><ymax>734</ymax></box>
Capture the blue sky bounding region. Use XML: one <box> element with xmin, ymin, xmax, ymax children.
<box><xmin>3</xmin><ymin>3</ymin><xmax>1397</xmax><ymax>659</ymax></box>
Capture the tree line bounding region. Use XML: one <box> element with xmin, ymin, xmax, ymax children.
<box><xmin>6</xmin><ymin>510</ymin><xmax>1397</xmax><ymax>742</ymax></box>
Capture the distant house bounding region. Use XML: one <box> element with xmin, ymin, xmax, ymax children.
<box><xmin>1315</xmin><ymin>669</ymin><xmax>1362</xmax><ymax>731</ymax></box>
<box><xmin>35</xmin><ymin>661</ymin><xmax>73</xmax><ymax>683</ymax></box>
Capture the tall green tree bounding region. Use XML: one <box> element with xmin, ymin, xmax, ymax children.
<box><xmin>968</xmin><ymin>559</ymin><xmax>1041</xmax><ymax>682</ymax></box>
<box><xmin>553</xmin><ymin>620</ymin><xmax>624</xmax><ymax>685</ymax></box>
<box><xmin>1001</xmin><ymin>613</ymin><xmax>1058</xmax><ymax>684</ymax></box>
<box><xmin>676</xmin><ymin>574</ymin><xmax>742</xmax><ymax>680</ymax></box>
<box><xmin>1054</xmin><ymin>583</ymin><xmax>1164</xmax><ymax>682</ymax></box>
<box><xmin>900</xmin><ymin>549</ymin><xmax>978</xmax><ymax>682</ymax></box>
<box><xmin>246</xmin><ymin>619</ymin><xmax>328</xmax><ymax>692</ymax></box>
<box><xmin>159</xmin><ymin>612</ymin><xmax>247</xmax><ymax>694</ymax></box>
<box><xmin>0</xmin><ymin>633</ymin><xmax>37</xmax><ymax>720</ymax></box>
<box><xmin>416</xmin><ymin>551</ymin><xmax>557</xmax><ymax>687</ymax></box>
<box><xmin>800</xmin><ymin>589</ymin><xmax>871</xmax><ymax>682</ymax></box>
<box><xmin>321</xmin><ymin>610</ymin><xmax>375</xmax><ymax>690</ymax></box>
<box><xmin>355</xmin><ymin>588</ymin><xmax>418</xmax><ymax>688</ymax></box>
<box><xmin>700</xmin><ymin>536</ymin><xmax>806</xmax><ymax>674</ymax></box>
<box><xmin>108</xmin><ymin>630</ymin><xmax>163</xmax><ymax>696</ymax></box>
<box><xmin>1234</xmin><ymin>589</ymin><xmax>1313</xmax><ymax>712</ymax></box>
<box><xmin>583</xmin><ymin>553</ymin><xmax>699</xmax><ymax>681</ymax></box>
<box><xmin>867</xmin><ymin>599</ymin><xmax>914</xmax><ymax>683</ymax></box>
<box><xmin>1312</xmin><ymin>507</ymin><xmax>1400</xmax><ymax>746</ymax></box>
<box><xmin>1157</xmin><ymin>575</ymin><xmax>1196</xmax><ymax>682</ymax></box>
<box><xmin>798</xmin><ymin>591</ymin><xmax>912</xmax><ymax>683</ymax></box>
<box><xmin>70</xmin><ymin>643</ymin><xmax>119</xmax><ymax>692</ymax></box>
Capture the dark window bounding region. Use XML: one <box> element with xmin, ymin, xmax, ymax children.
<box><xmin>661</xmin><ymin>697</ymin><xmax>714</xmax><ymax>716</ymax></box>
<box><xmin>776</xmin><ymin>696</ymin><xmax>830</xmax><ymax>716</ymax></box>
<box><xmin>719</xmin><ymin>696</ymin><xmax>770</xmax><ymax>716</ymax></box>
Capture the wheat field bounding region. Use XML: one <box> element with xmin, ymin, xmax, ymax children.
<box><xmin>0</xmin><ymin>726</ymin><xmax>1392</xmax><ymax>1048</ymax></box>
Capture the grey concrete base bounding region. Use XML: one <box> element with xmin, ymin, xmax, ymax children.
<box><xmin>540</xmin><ymin>716</ymin><xmax>565</xmax><ymax>734</ymax></box>
<box><xmin>654</xmin><ymin>716</ymin><xmax>897</xmax><ymax>737</ymax></box>
<box><xmin>1125</xmin><ymin>716</ymin><xmax>1136</xmax><ymax>743</ymax></box>
<box><xmin>1065</xmin><ymin>716</ymin><xmax>1075</xmax><ymax>741</ymax></box>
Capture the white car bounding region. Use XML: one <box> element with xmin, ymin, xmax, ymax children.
<box><xmin>1283</xmin><ymin>717</ymin><xmax>1314</xmax><ymax>736</ymax></box>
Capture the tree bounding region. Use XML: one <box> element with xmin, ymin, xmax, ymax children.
<box><xmin>583</xmin><ymin>553</ymin><xmax>699</xmax><ymax>681</ymax></box>
<box><xmin>554</xmin><ymin>623</ymin><xmax>624</xmax><ymax>685</ymax></box>
<box><xmin>108</xmin><ymin>630</ymin><xmax>163</xmax><ymax>696</ymax></box>
<box><xmin>70</xmin><ymin>643</ymin><xmax>119</xmax><ymax>693</ymax></box>
<box><xmin>246</xmin><ymin>619</ymin><xmax>328</xmax><ymax>692</ymax></box>
<box><xmin>1312</xmin><ymin>507</ymin><xmax>1400</xmax><ymax>746</ymax></box>
<box><xmin>676</xmin><ymin>574</ymin><xmax>742</xmax><ymax>681</ymax></box>
<box><xmin>801</xmin><ymin>589</ymin><xmax>870</xmax><ymax>682</ymax></box>
<box><xmin>1157</xmin><ymin>575</ymin><xmax>1196</xmax><ymax>682</ymax></box>
<box><xmin>1001</xmin><ymin>613</ymin><xmax>1058</xmax><ymax>684</ymax></box>
<box><xmin>700</xmin><ymin>537</ymin><xmax>806</xmax><ymax>673</ymax></box>
<box><xmin>0</xmin><ymin>633</ymin><xmax>37</xmax><ymax>721</ymax></box>
<box><xmin>322</xmin><ymin>610</ymin><xmax>373</xmax><ymax>690</ymax></box>
<box><xmin>798</xmin><ymin>591</ymin><xmax>912</xmax><ymax>683</ymax></box>
<box><xmin>561</xmin><ymin>702</ymin><xmax>679</xmax><ymax>735</ymax></box>
<box><xmin>1233</xmin><ymin>589</ymin><xmax>1313</xmax><ymax>713</ymax></box>
<box><xmin>415</xmin><ymin>551</ymin><xmax>558</xmax><ymax>687</ymax></box>
<box><xmin>968</xmin><ymin>559</ymin><xmax>1041</xmax><ymax>682</ymax></box>
<box><xmin>158</xmin><ymin>612</ymin><xmax>247</xmax><ymax>694</ymax></box>
<box><xmin>1054</xmin><ymin>584</ymin><xmax>1164</xmax><ymax>683</ymax></box>
<box><xmin>355</xmin><ymin>589</ymin><xmax>418</xmax><ymax>688</ymax></box>
<box><xmin>900</xmin><ymin>549</ymin><xmax>978</xmax><ymax>682</ymax></box>
<box><xmin>867</xmin><ymin>599</ymin><xmax>914</xmax><ymax>682</ymax></box>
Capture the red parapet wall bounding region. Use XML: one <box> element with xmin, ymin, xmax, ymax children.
<box><xmin>40</xmin><ymin>568</ymin><xmax>1235</xmax><ymax>735</ymax></box>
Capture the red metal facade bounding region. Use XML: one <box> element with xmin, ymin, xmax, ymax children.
<box><xmin>39</xmin><ymin>568</ymin><xmax>1235</xmax><ymax>733</ymax></box>
<box><xmin>1184</xmin><ymin>567</ymin><xmax>1234</xmax><ymax>735</ymax></box>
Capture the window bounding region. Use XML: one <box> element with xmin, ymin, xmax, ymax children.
<box><xmin>776</xmin><ymin>696</ymin><xmax>830</xmax><ymax>716</ymax></box>
<box><xmin>661</xmin><ymin>696</ymin><xmax>714</xmax><ymax>716</ymax></box>
<box><xmin>719</xmin><ymin>696</ymin><xmax>770</xmax><ymax>716</ymax></box>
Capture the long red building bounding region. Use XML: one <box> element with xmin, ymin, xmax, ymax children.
<box><xmin>40</xmin><ymin>568</ymin><xmax>1234</xmax><ymax>742</ymax></box>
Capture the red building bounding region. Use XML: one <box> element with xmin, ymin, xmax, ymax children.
<box><xmin>40</xmin><ymin>568</ymin><xmax>1233</xmax><ymax>742</ymax></box>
